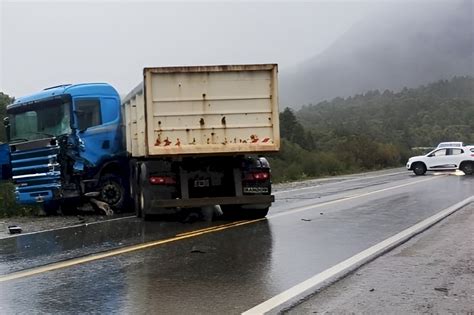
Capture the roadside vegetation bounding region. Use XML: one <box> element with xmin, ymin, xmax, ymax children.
<box><xmin>270</xmin><ymin>76</ymin><xmax>474</xmax><ymax>182</ymax></box>
<box><xmin>0</xmin><ymin>77</ymin><xmax>473</xmax><ymax>215</ymax></box>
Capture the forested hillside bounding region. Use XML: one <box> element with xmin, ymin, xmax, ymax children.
<box><xmin>280</xmin><ymin>0</ymin><xmax>473</xmax><ymax>107</ymax></box>
<box><xmin>270</xmin><ymin>76</ymin><xmax>474</xmax><ymax>182</ymax></box>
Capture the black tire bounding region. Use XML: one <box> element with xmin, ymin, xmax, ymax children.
<box><xmin>460</xmin><ymin>162</ymin><xmax>473</xmax><ymax>175</ymax></box>
<box><xmin>134</xmin><ymin>186</ymin><xmax>142</xmax><ymax>218</ymax></box>
<box><xmin>130</xmin><ymin>162</ymin><xmax>141</xmax><ymax>217</ymax></box>
<box><xmin>413</xmin><ymin>163</ymin><xmax>426</xmax><ymax>176</ymax></box>
<box><xmin>139</xmin><ymin>188</ymin><xmax>153</xmax><ymax>221</ymax></box>
<box><xmin>137</xmin><ymin>163</ymin><xmax>152</xmax><ymax>220</ymax></box>
<box><xmin>99</xmin><ymin>174</ymin><xmax>125</xmax><ymax>211</ymax></box>
<box><xmin>133</xmin><ymin>182</ymin><xmax>143</xmax><ymax>218</ymax></box>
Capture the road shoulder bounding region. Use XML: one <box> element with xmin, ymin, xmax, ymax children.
<box><xmin>287</xmin><ymin>203</ymin><xmax>474</xmax><ymax>314</ymax></box>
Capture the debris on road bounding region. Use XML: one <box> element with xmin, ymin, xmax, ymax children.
<box><xmin>190</xmin><ymin>249</ymin><xmax>207</xmax><ymax>254</ymax></box>
<box><xmin>90</xmin><ymin>199</ymin><xmax>114</xmax><ymax>216</ymax></box>
<box><xmin>7</xmin><ymin>225</ymin><xmax>22</xmax><ymax>234</ymax></box>
<box><xmin>434</xmin><ymin>287</ymin><xmax>448</xmax><ymax>293</ymax></box>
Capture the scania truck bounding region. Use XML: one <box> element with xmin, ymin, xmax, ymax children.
<box><xmin>1</xmin><ymin>64</ymin><xmax>280</xmax><ymax>219</ymax></box>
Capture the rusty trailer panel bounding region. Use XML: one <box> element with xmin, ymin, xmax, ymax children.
<box><xmin>123</xmin><ymin>64</ymin><xmax>280</xmax><ymax>157</ymax></box>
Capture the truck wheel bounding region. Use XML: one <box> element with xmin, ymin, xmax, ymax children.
<box><xmin>460</xmin><ymin>162</ymin><xmax>473</xmax><ymax>175</ymax></box>
<box><xmin>134</xmin><ymin>188</ymin><xmax>142</xmax><ymax>217</ymax></box>
<box><xmin>140</xmin><ymin>189</ymin><xmax>153</xmax><ymax>221</ymax></box>
<box><xmin>99</xmin><ymin>174</ymin><xmax>125</xmax><ymax>211</ymax></box>
<box><xmin>412</xmin><ymin>163</ymin><xmax>426</xmax><ymax>176</ymax></box>
<box><xmin>130</xmin><ymin>168</ymin><xmax>141</xmax><ymax>217</ymax></box>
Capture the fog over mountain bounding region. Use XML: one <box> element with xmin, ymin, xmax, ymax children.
<box><xmin>280</xmin><ymin>0</ymin><xmax>474</xmax><ymax>108</ymax></box>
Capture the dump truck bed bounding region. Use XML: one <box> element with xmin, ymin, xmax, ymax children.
<box><xmin>122</xmin><ymin>64</ymin><xmax>280</xmax><ymax>157</ymax></box>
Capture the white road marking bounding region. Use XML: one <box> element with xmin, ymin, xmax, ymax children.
<box><xmin>243</xmin><ymin>195</ymin><xmax>474</xmax><ymax>315</ymax></box>
<box><xmin>273</xmin><ymin>171</ymin><xmax>407</xmax><ymax>195</ymax></box>
<box><xmin>1</xmin><ymin>215</ymin><xmax>135</xmax><ymax>240</ymax></box>
<box><xmin>268</xmin><ymin>176</ymin><xmax>439</xmax><ymax>219</ymax></box>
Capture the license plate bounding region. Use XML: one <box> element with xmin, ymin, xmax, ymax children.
<box><xmin>194</xmin><ymin>179</ymin><xmax>210</xmax><ymax>188</ymax></box>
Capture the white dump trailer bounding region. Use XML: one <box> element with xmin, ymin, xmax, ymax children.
<box><xmin>123</xmin><ymin>64</ymin><xmax>280</xmax><ymax>219</ymax></box>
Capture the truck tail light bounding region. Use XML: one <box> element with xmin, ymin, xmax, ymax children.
<box><xmin>149</xmin><ymin>176</ymin><xmax>176</xmax><ymax>185</ymax></box>
<box><xmin>243</xmin><ymin>171</ymin><xmax>270</xmax><ymax>181</ymax></box>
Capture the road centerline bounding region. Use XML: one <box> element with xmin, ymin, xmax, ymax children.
<box><xmin>0</xmin><ymin>219</ymin><xmax>263</xmax><ymax>283</ymax></box>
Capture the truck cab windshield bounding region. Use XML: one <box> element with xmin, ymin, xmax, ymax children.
<box><xmin>9</xmin><ymin>100</ymin><xmax>71</xmax><ymax>142</ymax></box>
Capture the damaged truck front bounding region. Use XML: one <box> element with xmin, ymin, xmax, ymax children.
<box><xmin>2</xmin><ymin>84</ymin><xmax>128</xmax><ymax>214</ymax></box>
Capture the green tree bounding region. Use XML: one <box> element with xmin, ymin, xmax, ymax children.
<box><xmin>279</xmin><ymin>107</ymin><xmax>309</xmax><ymax>149</ymax></box>
<box><xmin>0</xmin><ymin>92</ymin><xmax>13</xmax><ymax>142</ymax></box>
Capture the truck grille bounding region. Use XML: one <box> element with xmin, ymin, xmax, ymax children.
<box><xmin>11</xmin><ymin>145</ymin><xmax>61</xmax><ymax>202</ymax></box>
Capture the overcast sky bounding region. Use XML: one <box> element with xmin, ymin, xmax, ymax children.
<box><xmin>0</xmin><ymin>1</ymin><xmax>383</xmax><ymax>97</ymax></box>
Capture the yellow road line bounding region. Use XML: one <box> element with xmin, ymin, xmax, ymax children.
<box><xmin>176</xmin><ymin>221</ymin><xmax>246</xmax><ymax>237</ymax></box>
<box><xmin>0</xmin><ymin>218</ymin><xmax>264</xmax><ymax>283</ymax></box>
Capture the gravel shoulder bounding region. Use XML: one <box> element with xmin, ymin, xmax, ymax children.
<box><xmin>287</xmin><ymin>203</ymin><xmax>474</xmax><ymax>314</ymax></box>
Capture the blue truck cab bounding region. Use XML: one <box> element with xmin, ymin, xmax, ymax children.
<box><xmin>2</xmin><ymin>83</ymin><xmax>128</xmax><ymax>213</ymax></box>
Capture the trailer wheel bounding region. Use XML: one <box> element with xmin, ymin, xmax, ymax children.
<box><xmin>140</xmin><ymin>189</ymin><xmax>153</xmax><ymax>221</ymax></box>
<box><xmin>99</xmin><ymin>174</ymin><xmax>125</xmax><ymax>211</ymax></box>
<box><xmin>133</xmin><ymin>186</ymin><xmax>142</xmax><ymax>218</ymax></box>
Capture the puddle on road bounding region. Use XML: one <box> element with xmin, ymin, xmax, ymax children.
<box><xmin>0</xmin><ymin>216</ymin><xmax>232</xmax><ymax>275</ymax></box>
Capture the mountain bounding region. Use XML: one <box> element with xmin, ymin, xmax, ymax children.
<box><xmin>280</xmin><ymin>0</ymin><xmax>474</xmax><ymax>108</ymax></box>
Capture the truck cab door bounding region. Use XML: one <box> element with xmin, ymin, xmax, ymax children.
<box><xmin>73</xmin><ymin>96</ymin><xmax>122</xmax><ymax>169</ymax></box>
<box><xmin>0</xmin><ymin>143</ymin><xmax>12</xmax><ymax>180</ymax></box>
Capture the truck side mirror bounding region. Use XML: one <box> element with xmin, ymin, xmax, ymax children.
<box><xmin>3</xmin><ymin>117</ymin><xmax>10</xmax><ymax>142</ymax></box>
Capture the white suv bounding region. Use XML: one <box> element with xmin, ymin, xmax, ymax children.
<box><xmin>406</xmin><ymin>146</ymin><xmax>474</xmax><ymax>175</ymax></box>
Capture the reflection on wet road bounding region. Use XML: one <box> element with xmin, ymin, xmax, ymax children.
<box><xmin>0</xmin><ymin>170</ymin><xmax>472</xmax><ymax>314</ymax></box>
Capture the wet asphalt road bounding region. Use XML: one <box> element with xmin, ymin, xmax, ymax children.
<box><xmin>0</xmin><ymin>169</ymin><xmax>473</xmax><ymax>314</ymax></box>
